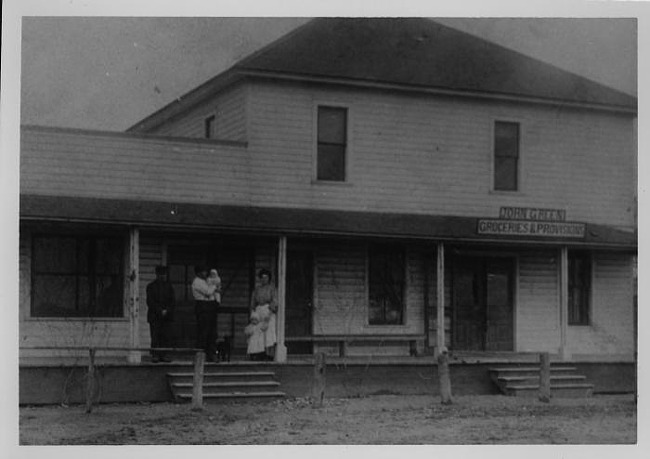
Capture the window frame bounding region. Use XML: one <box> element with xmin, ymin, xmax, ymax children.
<box><xmin>366</xmin><ymin>243</ymin><xmax>407</xmax><ymax>326</ymax></box>
<box><xmin>568</xmin><ymin>250</ymin><xmax>592</xmax><ymax>326</ymax></box>
<box><xmin>314</xmin><ymin>103</ymin><xmax>350</xmax><ymax>183</ymax></box>
<box><xmin>492</xmin><ymin>120</ymin><xmax>521</xmax><ymax>192</ymax></box>
<box><xmin>30</xmin><ymin>232</ymin><xmax>127</xmax><ymax>319</ymax></box>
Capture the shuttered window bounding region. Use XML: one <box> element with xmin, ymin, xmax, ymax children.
<box><xmin>31</xmin><ymin>234</ymin><xmax>125</xmax><ymax>318</ymax></box>
<box><xmin>568</xmin><ymin>251</ymin><xmax>591</xmax><ymax>325</ymax></box>
<box><xmin>494</xmin><ymin>121</ymin><xmax>520</xmax><ymax>191</ymax></box>
<box><xmin>368</xmin><ymin>244</ymin><xmax>405</xmax><ymax>325</ymax></box>
<box><xmin>317</xmin><ymin>106</ymin><xmax>347</xmax><ymax>181</ymax></box>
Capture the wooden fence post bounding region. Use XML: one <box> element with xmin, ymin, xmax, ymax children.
<box><xmin>437</xmin><ymin>347</ymin><xmax>453</xmax><ymax>405</ymax></box>
<box><xmin>312</xmin><ymin>352</ymin><xmax>326</xmax><ymax>407</ymax></box>
<box><xmin>192</xmin><ymin>351</ymin><xmax>205</xmax><ymax>410</ymax></box>
<box><xmin>539</xmin><ymin>352</ymin><xmax>551</xmax><ymax>403</ymax></box>
<box><xmin>85</xmin><ymin>348</ymin><xmax>96</xmax><ymax>413</ymax></box>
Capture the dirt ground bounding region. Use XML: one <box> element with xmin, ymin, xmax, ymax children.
<box><xmin>19</xmin><ymin>393</ymin><xmax>636</xmax><ymax>445</ymax></box>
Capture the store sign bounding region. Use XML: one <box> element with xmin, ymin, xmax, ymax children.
<box><xmin>477</xmin><ymin>207</ymin><xmax>586</xmax><ymax>238</ymax></box>
<box><xmin>498</xmin><ymin>206</ymin><xmax>566</xmax><ymax>222</ymax></box>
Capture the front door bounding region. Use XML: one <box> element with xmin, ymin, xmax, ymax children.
<box><xmin>285</xmin><ymin>250</ymin><xmax>314</xmax><ymax>354</ymax></box>
<box><xmin>452</xmin><ymin>256</ymin><xmax>514</xmax><ymax>351</ymax></box>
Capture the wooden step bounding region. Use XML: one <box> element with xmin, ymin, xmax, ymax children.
<box><xmin>167</xmin><ymin>371</ymin><xmax>276</xmax><ymax>383</ymax></box>
<box><xmin>166</xmin><ymin>369</ymin><xmax>284</xmax><ymax>403</ymax></box>
<box><xmin>488</xmin><ymin>365</ymin><xmax>593</xmax><ymax>398</ymax></box>
<box><xmin>171</xmin><ymin>380</ymin><xmax>281</xmax><ymax>394</ymax></box>
<box><xmin>489</xmin><ymin>366</ymin><xmax>577</xmax><ymax>374</ymax></box>
<box><xmin>175</xmin><ymin>391</ymin><xmax>286</xmax><ymax>403</ymax></box>
<box><xmin>505</xmin><ymin>383</ymin><xmax>594</xmax><ymax>398</ymax></box>
<box><xmin>497</xmin><ymin>374</ymin><xmax>586</xmax><ymax>384</ymax></box>
<box><xmin>489</xmin><ymin>367</ymin><xmax>580</xmax><ymax>385</ymax></box>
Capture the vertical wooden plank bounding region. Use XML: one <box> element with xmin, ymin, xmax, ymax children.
<box><xmin>85</xmin><ymin>348</ymin><xmax>96</xmax><ymax>413</ymax></box>
<box><xmin>539</xmin><ymin>352</ymin><xmax>551</xmax><ymax>403</ymax></box>
<box><xmin>559</xmin><ymin>246</ymin><xmax>569</xmax><ymax>360</ymax></box>
<box><xmin>312</xmin><ymin>352</ymin><xmax>326</xmax><ymax>407</ymax></box>
<box><xmin>128</xmin><ymin>227</ymin><xmax>141</xmax><ymax>364</ymax></box>
<box><xmin>276</xmin><ymin>236</ymin><xmax>288</xmax><ymax>362</ymax></box>
<box><xmin>436</xmin><ymin>242</ymin><xmax>445</xmax><ymax>356</ymax></box>
<box><xmin>192</xmin><ymin>351</ymin><xmax>205</xmax><ymax>410</ymax></box>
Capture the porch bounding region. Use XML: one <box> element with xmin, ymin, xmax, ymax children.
<box><xmin>18</xmin><ymin>351</ymin><xmax>635</xmax><ymax>406</ymax></box>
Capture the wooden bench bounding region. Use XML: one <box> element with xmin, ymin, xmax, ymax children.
<box><xmin>284</xmin><ymin>334</ymin><xmax>425</xmax><ymax>357</ymax></box>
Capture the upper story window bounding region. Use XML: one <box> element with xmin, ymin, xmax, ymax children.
<box><xmin>31</xmin><ymin>234</ymin><xmax>125</xmax><ymax>318</ymax></box>
<box><xmin>568</xmin><ymin>250</ymin><xmax>591</xmax><ymax>326</ymax></box>
<box><xmin>494</xmin><ymin>121</ymin><xmax>520</xmax><ymax>191</ymax></box>
<box><xmin>317</xmin><ymin>106</ymin><xmax>347</xmax><ymax>181</ymax></box>
<box><xmin>204</xmin><ymin>114</ymin><xmax>216</xmax><ymax>139</ymax></box>
<box><xmin>368</xmin><ymin>244</ymin><xmax>405</xmax><ymax>325</ymax></box>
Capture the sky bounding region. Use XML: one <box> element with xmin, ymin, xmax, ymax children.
<box><xmin>17</xmin><ymin>15</ymin><xmax>638</xmax><ymax>132</ymax></box>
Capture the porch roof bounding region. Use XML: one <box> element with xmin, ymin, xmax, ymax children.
<box><xmin>20</xmin><ymin>194</ymin><xmax>636</xmax><ymax>250</ymax></box>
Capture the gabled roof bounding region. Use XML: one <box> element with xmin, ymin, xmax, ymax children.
<box><xmin>128</xmin><ymin>18</ymin><xmax>636</xmax><ymax>132</ymax></box>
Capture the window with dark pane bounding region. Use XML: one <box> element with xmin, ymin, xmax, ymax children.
<box><xmin>204</xmin><ymin>114</ymin><xmax>216</xmax><ymax>139</ymax></box>
<box><xmin>317</xmin><ymin>106</ymin><xmax>347</xmax><ymax>181</ymax></box>
<box><xmin>31</xmin><ymin>234</ymin><xmax>125</xmax><ymax>318</ymax></box>
<box><xmin>494</xmin><ymin>121</ymin><xmax>519</xmax><ymax>191</ymax></box>
<box><xmin>568</xmin><ymin>251</ymin><xmax>591</xmax><ymax>325</ymax></box>
<box><xmin>368</xmin><ymin>244</ymin><xmax>405</xmax><ymax>325</ymax></box>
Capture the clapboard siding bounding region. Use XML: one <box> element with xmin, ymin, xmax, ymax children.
<box><xmin>405</xmin><ymin>249</ymin><xmax>425</xmax><ymax>333</ymax></box>
<box><xmin>246</xmin><ymin>82</ymin><xmax>635</xmax><ymax>227</ymax></box>
<box><xmin>21</xmin><ymin>128</ymin><xmax>251</xmax><ymax>204</ymax></box>
<box><xmin>568</xmin><ymin>253</ymin><xmax>634</xmax><ymax>356</ymax></box>
<box><xmin>312</xmin><ymin>242</ymin><xmax>425</xmax><ymax>336</ymax></box>
<box><xmin>313</xmin><ymin>243</ymin><xmax>367</xmax><ymax>335</ymax></box>
<box><xmin>516</xmin><ymin>250</ymin><xmax>561</xmax><ymax>352</ymax></box>
<box><xmin>150</xmin><ymin>84</ymin><xmax>247</xmax><ymax>141</ymax></box>
<box><xmin>137</xmin><ymin>235</ymin><xmax>165</xmax><ymax>348</ymax></box>
<box><xmin>18</xmin><ymin>229</ymin><xmax>132</xmax><ymax>359</ymax></box>
<box><xmin>21</xmin><ymin>79</ymin><xmax>635</xmax><ymax>229</ymax></box>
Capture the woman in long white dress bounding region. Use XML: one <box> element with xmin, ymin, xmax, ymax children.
<box><xmin>247</xmin><ymin>269</ymin><xmax>277</xmax><ymax>361</ymax></box>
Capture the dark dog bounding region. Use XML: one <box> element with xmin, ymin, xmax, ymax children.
<box><xmin>215</xmin><ymin>336</ymin><xmax>232</xmax><ymax>362</ymax></box>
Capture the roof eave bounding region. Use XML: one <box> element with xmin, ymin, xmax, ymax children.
<box><xmin>238</xmin><ymin>69</ymin><xmax>638</xmax><ymax>115</ymax></box>
<box><xmin>19</xmin><ymin>195</ymin><xmax>637</xmax><ymax>250</ymax></box>
<box><xmin>126</xmin><ymin>63</ymin><xmax>636</xmax><ymax>135</ymax></box>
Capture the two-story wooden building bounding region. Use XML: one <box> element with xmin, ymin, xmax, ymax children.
<box><xmin>20</xmin><ymin>18</ymin><xmax>636</xmax><ymax>376</ymax></box>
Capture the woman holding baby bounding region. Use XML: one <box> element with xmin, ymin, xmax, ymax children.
<box><xmin>246</xmin><ymin>269</ymin><xmax>278</xmax><ymax>361</ymax></box>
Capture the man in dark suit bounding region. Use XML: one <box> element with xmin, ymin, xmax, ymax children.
<box><xmin>146</xmin><ymin>265</ymin><xmax>176</xmax><ymax>362</ymax></box>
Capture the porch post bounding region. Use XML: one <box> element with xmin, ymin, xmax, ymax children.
<box><xmin>275</xmin><ymin>236</ymin><xmax>288</xmax><ymax>362</ymax></box>
<box><xmin>127</xmin><ymin>227</ymin><xmax>141</xmax><ymax>364</ymax></box>
<box><xmin>559</xmin><ymin>246</ymin><xmax>569</xmax><ymax>360</ymax></box>
<box><xmin>436</xmin><ymin>242</ymin><xmax>446</xmax><ymax>357</ymax></box>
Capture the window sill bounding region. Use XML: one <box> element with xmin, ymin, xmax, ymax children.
<box><xmin>363</xmin><ymin>324</ymin><xmax>409</xmax><ymax>330</ymax></box>
<box><xmin>489</xmin><ymin>189</ymin><xmax>524</xmax><ymax>196</ymax></box>
<box><xmin>25</xmin><ymin>317</ymin><xmax>129</xmax><ymax>322</ymax></box>
<box><xmin>311</xmin><ymin>180</ymin><xmax>354</xmax><ymax>187</ymax></box>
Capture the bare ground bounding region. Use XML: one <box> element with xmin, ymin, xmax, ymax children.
<box><xmin>19</xmin><ymin>394</ymin><xmax>636</xmax><ymax>445</ymax></box>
